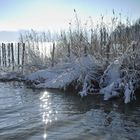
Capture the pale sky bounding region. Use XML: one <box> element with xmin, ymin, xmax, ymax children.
<box><xmin>0</xmin><ymin>0</ymin><xmax>140</xmax><ymax>32</ymax></box>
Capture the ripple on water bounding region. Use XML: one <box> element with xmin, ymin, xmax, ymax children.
<box><xmin>0</xmin><ymin>82</ymin><xmax>140</xmax><ymax>140</ymax></box>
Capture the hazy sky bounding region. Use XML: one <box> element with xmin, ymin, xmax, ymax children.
<box><xmin>0</xmin><ymin>0</ymin><xmax>140</xmax><ymax>31</ymax></box>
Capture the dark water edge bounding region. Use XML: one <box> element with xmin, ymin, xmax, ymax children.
<box><xmin>0</xmin><ymin>82</ymin><xmax>140</xmax><ymax>140</ymax></box>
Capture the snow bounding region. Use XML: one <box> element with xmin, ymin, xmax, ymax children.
<box><xmin>0</xmin><ymin>50</ymin><xmax>138</xmax><ymax>104</ymax></box>
<box><xmin>124</xmin><ymin>81</ymin><xmax>136</xmax><ymax>104</ymax></box>
<box><xmin>0</xmin><ymin>72</ymin><xmax>24</xmax><ymax>81</ymax></box>
<box><xmin>99</xmin><ymin>58</ymin><xmax>136</xmax><ymax>103</ymax></box>
<box><xmin>0</xmin><ymin>52</ymin><xmax>136</xmax><ymax>104</ymax></box>
<box><xmin>35</xmin><ymin>66</ymin><xmax>79</xmax><ymax>89</ymax></box>
<box><xmin>100</xmin><ymin>59</ymin><xmax>121</xmax><ymax>87</ymax></box>
<box><xmin>99</xmin><ymin>42</ymin><xmax>140</xmax><ymax>103</ymax></box>
<box><xmin>99</xmin><ymin>59</ymin><xmax>122</xmax><ymax>100</ymax></box>
<box><xmin>0</xmin><ymin>42</ymin><xmax>139</xmax><ymax>104</ymax></box>
<box><xmin>124</xmin><ymin>83</ymin><xmax>131</xmax><ymax>104</ymax></box>
<box><xmin>100</xmin><ymin>82</ymin><xmax>120</xmax><ymax>100</ymax></box>
<box><xmin>25</xmin><ymin>55</ymin><xmax>101</xmax><ymax>90</ymax></box>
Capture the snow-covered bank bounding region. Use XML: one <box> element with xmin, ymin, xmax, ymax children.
<box><xmin>0</xmin><ymin>42</ymin><xmax>140</xmax><ymax>104</ymax></box>
<box><xmin>100</xmin><ymin>59</ymin><xmax>122</xmax><ymax>100</ymax></box>
<box><xmin>100</xmin><ymin>42</ymin><xmax>140</xmax><ymax>103</ymax></box>
<box><xmin>25</xmin><ymin>55</ymin><xmax>103</xmax><ymax>92</ymax></box>
<box><xmin>0</xmin><ymin>72</ymin><xmax>25</xmax><ymax>81</ymax></box>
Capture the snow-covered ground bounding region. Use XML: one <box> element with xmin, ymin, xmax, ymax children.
<box><xmin>25</xmin><ymin>55</ymin><xmax>102</xmax><ymax>91</ymax></box>
<box><xmin>0</xmin><ymin>71</ymin><xmax>24</xmax><ymax>81</ymax></box>
<box><xmin>0</xmin><ymin>42</ymin><xmax>140</xmax><ymax>104</ymax></box>
<box><xmin>100</xmin><ymin>59</ymin><xmax>122</xmax><ymax>101</ymax></box>
<box><xmin>100</xmin><ymin>42</ymin><xmax>140</xmax><ymax>103</ymax></box>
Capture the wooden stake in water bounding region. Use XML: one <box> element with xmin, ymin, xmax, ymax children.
<box><xmin>51</xmin><ymin>42</ymin><xmax>55</xmax><ymax>67</ymax></box>
<box><xmin>84</xmin><ymin>45</ymin><xmax>87</xmax><ymax>56</ymax></box>
<box><xmin>4</xmin><ymin>43</ymin><xmax>7</xmax><ymax>67</ymax></box>
<box><xmin>7</xmin><ymin>43</ymin><xmax>11</xmax><ymax>67</ymax></box>
<box><xmin>17</xmin><ymin>43</ymin><xmax>20</xmax><ymax>65</ymax></box>
<box><xmin>22</xmin><ymin>43</ymin><xmax>25</xmax><ymax>67</ymax></box>
<box><xmin>2</xmin><ymin>43</ymin><xmax>5</xmax><ymax>67</ymax></box>
<box><xmin>67</xmin><ymin>42</ymin><xmax>71</xmax><ymax>58</ymax></box>
<box><xmin>11</xmin><ymin>43</ymin><xmax>14</xmax><ymax>70</ymax></box>
<box><xmin>0</xmin><ymin>43</ymin><xmax>1</xmax><ymax>67</ymax></box>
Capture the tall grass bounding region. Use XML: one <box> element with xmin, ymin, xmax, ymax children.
<box><xmin>19</xmin><ymin>10</ymin><xmax>140</xmax><ymax>73</ymax></box>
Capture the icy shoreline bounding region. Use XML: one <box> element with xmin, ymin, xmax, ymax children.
<box><xmin>0</xmin><ymin>53</ymin><xmax>139</xmax><ymax>104</ymax></box>
<box><xmin>0</xmin><ymin>71</ymin><xmax>25</xmax><ymax>82</ymax></box>
<box><xmin>25</xmin><ymin>55</ymin><xmax>103</xmax><ymax>91</ymax></box>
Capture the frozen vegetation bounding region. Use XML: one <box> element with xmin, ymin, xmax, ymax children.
<box><xmin>100</xmin><ymin>42</ymin><xmax>140</xmax><ymax>103</ymax></box>
<box><xmin>25</xmin><ymin>55</ymin><xmax>103</xmax><ymax>92</ymax></box>
<box><xmin>1</xmin><ymin>11</ymin><xmax>140</xmax><ymax>104</ymax></box>
<box><xmin>24</xmin><ymin>41</ymin><xmax>140</xmax><ymax>104</ymax></box>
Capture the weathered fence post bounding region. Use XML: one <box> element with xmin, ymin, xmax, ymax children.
<box><xmin>106</xmin><ymin>40</ymin><xmax>111</xmax><ymax>66</ymax></box>
<box><xmin>2</xmin><ymin>43</ymin><xmax>5</xmax><ymax>67</ymax></box>
<box><xmin>7</xmin><ymin>43</ymin><xmax>11</xmax><ymax>67</ymax></box>
<box><xmin>67</xmin><ymin>42</ymin><xmax>71</xmax><ymax>58</ymax></box>
<box><xmin>51</xmin><ymin>42</ymin><xmax>55</xmax><ymax>67</ymax></box>
<box><xmin>84</xmin><ymin>45</ymin><xmax>87</xmax><ymax>56</ymax></box>
<box><xmin>1</xmin><ymin>43</ymin><xmax>4</xmax><ymax>67</ymax></box>
<box><xmin>4</xmin><ymin>43</ymin><xmax>7</xmax><ymax>67</ymax></box>
<box><xmin>22</xmin><ymin>43</ymin><xmax>25</xmax><ymax>68</ymax></box>
<box><xmin>100</xmin><ymin>28</ymin><xmax>103</xmax><ymax>56</ymax></box>
<box><xmin>17</xmin><ymin>43</ymin><xmax>20</xmax><ymax>65</ymax></box>
<box><xmin>11</xmin><ymin>43</ymin><xmax>14</xmax><ymax>70</ymax></box>
<box><xmin>0</xmin><ymin>44</ymin><xmax>1</xmax><ymax>67</ymax></box>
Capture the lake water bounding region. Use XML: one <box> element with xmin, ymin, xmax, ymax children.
<box><xmin>0</xmin><ymin>82</ymin><xmax>140</xmax><ymax>140</ymax></box>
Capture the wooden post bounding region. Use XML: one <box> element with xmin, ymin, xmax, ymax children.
<box><xmin>4</xmin><ymin>43</ymin><xmax>7</xmax><ymax>67</ymax></box>
<box><xmin>0</xmin><ymin>44</ymin><xmax>1</xmax><ymax>67</ymax></box>
<box><xmin>106</xmin><ymin>40</ymin><xmax>111</xmax><ymax>66</ymax></box>
<box><xmin>11</xmin><ymin>43</ymin><xmax>14</xmax><ymax>70</ymax></box>
<box><xmin>67</xmin><ymin>42</ymin><xmax>70</xmax><ymax>58</ymax></box>
<box><xmin>1</xmin><ymin>43</ymin><xmax>3</xmax><ymax>67</ymax></box>
<box><xmin>7</xmin><ymin>43</ymin><xmax>11</xmax><ymax>67</ymax></box>
<box><xmin>51</xmin><ymin>42</ymin><xmax>55</xmax><ymax>67</ymax></box>
<box><xmin>2</xmin><ymin>43</ymin><xmax>5</xmax><ymax>67</ymax></box>
<box><xmin>84</xmin><ymin>45</ymin><xmax>87</xmax><ymax>56</ymax></box>
<box><xmin>17</xmin><ymin>43</ymin><xmax>20</xmax><ymax>65</ymax></box>
<box><xmin>100</xmin><ymin>28</ymin><xmax>103</xmax><ymax>56</ymax></box>
<box><xmin>132</xmin><ymin>43</ymin><xmax>135</xmax><ymax>52</ymax></box>
<box><xmin>22</xmin><ymin>43</ymin><xmax>25</xmax><ymax>66</ymax></box>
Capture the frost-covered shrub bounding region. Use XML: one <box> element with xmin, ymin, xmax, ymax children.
<box><xmin>100</xmin><ymin>42</ymin><xmax>140</xmax><ymax>103</ymax></box>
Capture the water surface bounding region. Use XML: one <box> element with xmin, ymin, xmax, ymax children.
<box><xmin>0</xmin><ymin>82</ymin><xmax>140</xmax><ymax>140</ymax></box>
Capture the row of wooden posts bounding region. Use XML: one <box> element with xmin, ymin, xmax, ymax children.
<box><xmin>0</xmin><ymin>42</ymin><xmax>57</xmax><ymax>71</ymax></box>
<box><xmin>0</xmin><ymin>42</ymin><xmax>87</xmax><ymax>70</ymax></box>
<box><xmin>0</xmin><ymin>43</ymin><xmax>25</xmax><ymax>70</ymax></box>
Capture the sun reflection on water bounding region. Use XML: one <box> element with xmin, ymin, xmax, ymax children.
<box><xmin>40</xmin><ymin>91</ymin><xmax>58</xmax><ymax>139</ymax></box>
<box><xmin>43</xmin><ymin>133</ymin><xmax>47</xmax><ymax>139</ymax></box>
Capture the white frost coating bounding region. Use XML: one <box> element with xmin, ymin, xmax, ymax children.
<box><xmin>124</xmin><ymin>81</ymin><xmax>136</xmax><ymax>104</ymax></box>
<box><xmin>26</xmin><ymin>55</ymin><xmax>100</xmax><ymax>90</ymax></box>
<box><xmin>100</xmin><ymin>82</ymin><xmax>120</xmax><ymax>100</ymax></box>
<box><xmin>105</xmin><ymin>60</ymin><xmax>120</xmax><ymax>85</ymax></box>
<box><xmin>100</xmin><ymin>58</ymin><xmax>135</xmax><ymax>103</ymax></box>
<box><xmin>25</xmin><ymin>69</ymin><xmax>59</xmax><ymax>83</ymax></box>
<box><xmin>100</xmin><ymin>60</ymin><xmax>121</xmax><ymax>87</ymax></box>
<box><xmin>0</xmin><ymin>72</ymin><xmax>23</xmax><ymax>80</ymax></box>
<box><xmin>79</xmin><ymin>75</ymin><xmax>88</xmax><ymax>97</ymax></box>
<box><xmin>100</xmin><ymin>48</ymin><xmax>139</xmax><ymax>103</ymax></box>
<box><xmin>124</xmin><ymin>83</ymin><xmax>131</xmax><ymax>104</ymax></box>
<box><xmin>36</xmin><ymin>66</ymin><xmax>80</xmax><ymax>89</ymax></box>
<box><xmin>100</xmin><ymin>59</ymin><xmax>121</xmax><ymax>100</ymax></box>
